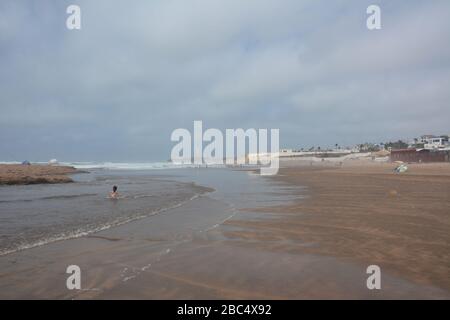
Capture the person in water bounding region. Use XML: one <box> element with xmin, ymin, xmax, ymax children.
<box><xmin>109</xmin><ymin>185</ymin><xmax>119</xmax><ymax>199</ymax></box>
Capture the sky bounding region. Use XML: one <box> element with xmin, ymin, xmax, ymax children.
<box><xmin>1</xmin><ymin>0</ymin><xmax>449</xmax><ymax>162</ymax></box>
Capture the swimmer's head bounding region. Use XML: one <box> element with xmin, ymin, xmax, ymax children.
<box><xmin>113</xmin><ymin>185</ymin><xmax>118</xmax><ymax>192</ymax></box>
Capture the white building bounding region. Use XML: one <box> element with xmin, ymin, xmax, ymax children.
<box><xmin>417</xmin><ymin>135</ymin><xmax>449</xmax><ymax>149</ymax></box>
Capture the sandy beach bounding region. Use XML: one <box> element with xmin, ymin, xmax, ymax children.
<box><xmin>0</xmin><ymin>164</ymin><xmax>79</xmax><ymax>185</ymax></box>
<box><xmin>226</xmin><ymin>160</ymin><xmax>450</xmax><ymax>292</ymax></box>
<box><xmin>2</xmin><ymin>0</ymin><xmax>450</xmax><ymax>305</ymax></box>
<box><xmin>0</xmin><ymin>164</ymin><xmax>449</xmax><ymax>299</ymax></box>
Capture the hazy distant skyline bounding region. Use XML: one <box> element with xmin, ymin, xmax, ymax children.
<box><xmin>1</xmin><ymin>0</ymin><xmax>449</xmax><ymax>162</ymax></box>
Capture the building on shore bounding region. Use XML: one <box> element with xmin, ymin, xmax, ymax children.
<box><xmin>412</xmin><ymin>135</ymin><xmax>449</xmax><ymax>150</ymax></box>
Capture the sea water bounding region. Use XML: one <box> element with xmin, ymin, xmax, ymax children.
<box><xmin>0</xmin><ymin>163</ymin><xmax>300</xmax><ymax>256</ymax></box>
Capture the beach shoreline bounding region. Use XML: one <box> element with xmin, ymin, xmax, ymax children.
<box><xmin>0</xmin><ymin>164</ymin><xmax>80</xmax><ymax>185</ymax></box>
<box><xmin>0</xmin><ymin>164</ymin><xmax>449</xmax><ymax>299</ymax></box>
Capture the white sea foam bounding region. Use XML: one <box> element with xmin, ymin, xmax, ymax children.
<box><xmin>1</xmin><ymin>160</ymin><xmax>227</xmax><ymax>170</ymax></box>
<box><xmin>61</xmin><ymin>162</ymin><xmax>197</xmax><ymax>170</ymax></box>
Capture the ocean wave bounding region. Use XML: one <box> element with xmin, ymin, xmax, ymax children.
<box><xmin>1</xmin><ymin>161</ymin><xmax>226</xmax><ymax>171</ymax></box>
<box><xmin>61</xmin><ymin>162</ymin><xmax>199</xmax><ymax>170</ymax></box>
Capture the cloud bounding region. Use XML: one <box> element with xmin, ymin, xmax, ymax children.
<box><xmin>1</xmin><ymin>0</ymin><xmax>449</xmax><ymax>161</ymax></box>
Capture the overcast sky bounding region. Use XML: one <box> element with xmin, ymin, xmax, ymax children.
<box><xmin>1</xmin><ymin>0</ymin><xmax>449</xmax><ymax>162</ymax></box>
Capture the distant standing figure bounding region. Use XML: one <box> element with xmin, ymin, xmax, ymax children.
<box><xmin>109</xmin><ymin>185</ymin><xmax>119</xmax><ymax>199</ymax></box>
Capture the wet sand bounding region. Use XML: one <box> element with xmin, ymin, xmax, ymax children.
<box><xmin>0</xmin><ymin>165</ymin><xmax>449</xmax><ymax>299</ymax></box>
<box><xmin>1</xmin><ymin>194</ymin><xmax>448</xmax><ymax>299</ymax></box>
<box><xmin>226</xmin><ymin>161</ymin><xmax>450</xmax><ymax>293</ymax></box>
<box><xmin>0</xmin><ymin>164</ymin><xmax>79</xmax><ymax>185</ymax></box>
